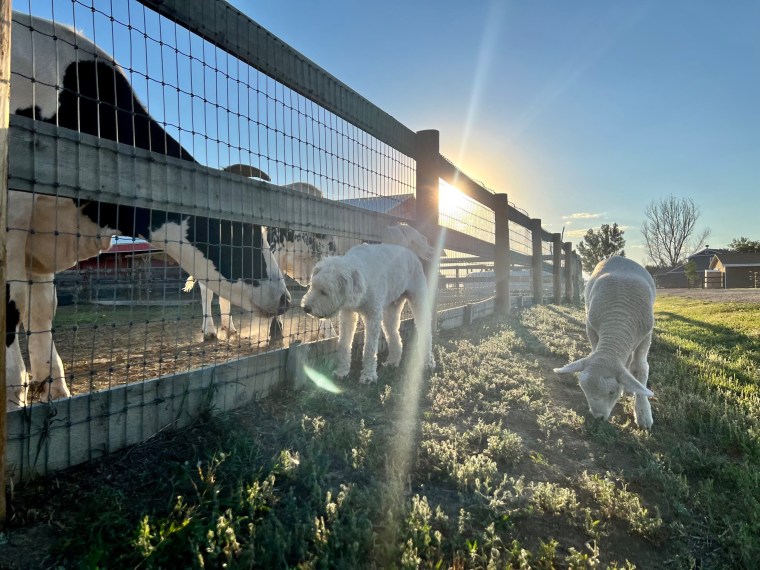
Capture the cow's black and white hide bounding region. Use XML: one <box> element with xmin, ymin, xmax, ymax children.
<box><xmin>6</xmin><ymin>12</ymin><xmax>290</xmax><ymax>406</ymax></box>
<box><xmin>184</xmin><ymin>181</ymin><xmax>353</xmax><ymax>341</ymax></box>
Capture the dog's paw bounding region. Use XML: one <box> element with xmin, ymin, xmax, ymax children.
<box><xmin>359</xmin><ymin>370</ymin><xmax>378</xmax><ymax>385</ymax></box>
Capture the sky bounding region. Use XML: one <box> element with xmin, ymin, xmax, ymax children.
<box><xmin>229</xmin><ymin>0</ymin><xmax>760</xmax><ymax>263</ymax></box>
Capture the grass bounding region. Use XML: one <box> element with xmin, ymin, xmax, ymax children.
<box><xmin>2</xmin><ymin>294</ymin><xmax>759</xmax><ymax>568</ymax></box>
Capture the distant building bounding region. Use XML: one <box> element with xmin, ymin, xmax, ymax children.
<box><xmin>709</xmin><ymin>252</ymin><xmax>760</xmax><ymax>288</ymax></box>
<box><xmin>339</xmin><ymin>193</ymin><xmax>415</xmax><ymax>219</ymax></box>
<box><xmin>655</xmin><ymin>247</ymin><xmax>730</xmax><ymax>288</ymax></box>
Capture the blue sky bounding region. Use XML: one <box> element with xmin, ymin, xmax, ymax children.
<box><xmin>230</xmin><ymin>0</ymin><xmax>760</xmax><ymax>262</ymax></box>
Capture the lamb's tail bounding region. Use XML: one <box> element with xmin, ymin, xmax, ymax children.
<box><xmin>382</xmin><ymin>223</ymin><xmax>434</xmax><ymax>261</ymax></box>
<box><xmin>182</xmin><ymin>275</ymin><xmax>196</xmax><ymax>293</ymax></box>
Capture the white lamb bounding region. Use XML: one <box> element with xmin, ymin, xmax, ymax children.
<box><xmin>553</xmin><ymin>256</ymin><xmax>656</xmax><ymax>429</ymax></box>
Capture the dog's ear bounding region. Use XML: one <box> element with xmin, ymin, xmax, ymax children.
<box><xmin>345</xmin><ymin>269</ymin><xmax>366</xmax><ymax>305</ymax></box>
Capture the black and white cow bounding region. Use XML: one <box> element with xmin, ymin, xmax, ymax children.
<box><xmin>184</xmin><ymin>180</ymin><xmax>354</xmax><ymax>341</ymax></box>
<box><xmin>7</xmin><ymin>12</ymin><xmax>290</xmax><ymax>405</ymax></box>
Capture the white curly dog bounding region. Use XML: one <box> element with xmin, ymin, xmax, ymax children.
<box><xmin>301</xmin><ymin>224</ymin><xmax>436</xmax><ymax>384</ymax></box>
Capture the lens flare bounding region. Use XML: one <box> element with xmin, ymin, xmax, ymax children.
<box><xmin>303</xmin><ymin>364</ymin><xmax>344</xmax><ymax>394</ymax></box>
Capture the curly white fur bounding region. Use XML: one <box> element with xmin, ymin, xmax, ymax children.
<box><xmin>301</xmin><ymin>228</ymin><xmax>435</xmax><ymax>384</ymax></box>
<box><xmin>554</xmin><ymin>256</ymin><xmax>656</xmax><ymax>429</ymax></box>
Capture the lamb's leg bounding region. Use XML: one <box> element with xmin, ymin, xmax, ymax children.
<box><xmin>587</xmin><ymin>323</ymin><xmax>599</xmax><ymax>351</ymax></box>
<box><xmin>335</xmin><ymin>309</ymin><xmax>358</xmax><ymax>379</ymax></box>
<box><xmin>198</xmin><ymin>283</ymin><xmax>218</xmax><ymax>341</ymax></box>
<box><xmin>630</xmin><ymin>333</ymin><xmax>653</xmax><ymax>429</ymax></box>
<box><xmin>408</xmin><ymin>284</ymin><xmax>435</xmax><ymax>370</ymax></box>
<box><xmin>359</xmin><ymin>312</ymin><xmax>382</xmax><ymax>384</ymax></box>
<box><xmin>27</xmin><ymin>276</ymin><xmax>70</xmax><ymax>401</ymax></box>
<box><xmin>381</xmin><ymin>300</ymin><xmax>405</xmax><ymax>368</ymax></box>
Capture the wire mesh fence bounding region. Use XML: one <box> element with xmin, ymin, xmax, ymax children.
<box><xmin>3</xmin><ymin>0</ymin><xmax>582</xmax><ymax>479</ymax></box>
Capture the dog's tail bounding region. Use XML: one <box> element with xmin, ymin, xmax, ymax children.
<box><xmin>382</xmin><ymin>223</ymin><xmax>434</xmax><ymax>261</ymax></box>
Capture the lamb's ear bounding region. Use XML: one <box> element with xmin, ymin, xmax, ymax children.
<box><xmin>553</xmin><ymin>357</ymin><xmax>590</xmax><ymax>375</ymax></box>
<box><xmin>618</xmin><ymin>369</ymin><xmax>654</xmax><ymax>397</ymax></box>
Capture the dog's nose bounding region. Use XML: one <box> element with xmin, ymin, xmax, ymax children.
<box><xmin>303</xmin><ymin>304</ymin><xmax>312</xmax><ymax>315</ymax></box>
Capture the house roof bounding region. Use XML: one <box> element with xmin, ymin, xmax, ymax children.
<box><xmin>339</xmin><ymin>193</ymin><xmax>414</xmax><ymax>214</ymax></box>
<box><xmin>710</xmin><ymin>252</ymin><xmax>760</xmax><ymax>267</ymax></box>
<box><xmin>663</xmin><ymin>247</ymin><xmax>731</xmax><ymax>274</ymax></box>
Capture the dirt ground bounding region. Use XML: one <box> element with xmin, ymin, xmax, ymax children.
<box><xmin>656</xmin><ymin>287</ymin><xmax>760</xmax><ymax>303</ymax></box>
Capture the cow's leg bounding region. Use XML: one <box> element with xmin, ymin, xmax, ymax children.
<box><xmin>217</xmin><ymin>294</ymin><xmax>238</xmax><ymax>339</ymax></box>
<box><xmin>6</xmin><ymin>220</ymin><xmax>32</xmax><ymax>406</ymax></box>
<box><xmin>27</xmin><ymin>275</ymin><xmax>70</xmax><ymax>401</ymax></box>
<box><xmin>198</xmin><ymin>283</ymin><xmax>218</xmax><ymax>341</ymax></box>
<box><xmin>317</xmin><ymin>318</ymin><xmax>337</xmax><ymax>340</ymax></box>
<box><xmin>6</xmin><ymin>283</ymin><xmax>29</xmax><ymax>407</ymax></box>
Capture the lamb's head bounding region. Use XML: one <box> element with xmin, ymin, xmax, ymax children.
<box><xmin>554</xmin><ymin>356</ymin><xmax>653</xmax><ymax>421</ymax></box>
<box><xmin>301</xmin><ymin>257</ymin><xmax>365</xmax><ymax>319</ymax></box>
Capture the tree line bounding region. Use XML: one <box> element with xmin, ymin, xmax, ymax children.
<box><xmin>574</xmin><ymin>194</ymin><xmax>758</xmax><ymax>274</ymax></box>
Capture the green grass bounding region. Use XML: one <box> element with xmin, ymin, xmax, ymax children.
<box><xmin>3</xmin><ymin>295</ymin><xmax>760</xmax><ymax>569</ymax></box>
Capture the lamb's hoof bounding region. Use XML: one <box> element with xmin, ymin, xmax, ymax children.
<box><xmin>425</xmin><ymin>356</ymin><xmax>436</xmax><ymax>370</ymax></box>
<box><xmin>335</xmin><ymin>365</ymin><xmax>350</xmax><ymax>380</ymax></box>
<box><xmin>382</xmin><ymin>358</ymin><xmax>401</xmax><ymax>369</ymax></box>
<box><xmin>635</xmin><ymin>414</ymin><xmax>654</xmax><ymax>430</ymax></box>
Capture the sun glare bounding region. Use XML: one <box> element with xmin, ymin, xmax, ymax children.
<box><xmin>438</xmin><ymin>180</ymin><xmax>470</xmax><ymax>216</ymax></box>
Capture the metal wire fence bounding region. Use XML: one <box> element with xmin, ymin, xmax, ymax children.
<box><xmin>3</xmin><ymin>0</ymin><xmax>582</xmax><ymax>479</ymax></box>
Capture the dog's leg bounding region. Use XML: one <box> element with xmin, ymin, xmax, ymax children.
<box><xmin>360</xmin><ymin>312</ymin><xmax>382</xmax><ymax>384</ymax></box>
<box><xmin>381</xmin><ymin>300</ymin><xmax>405</xmax><ymax>368</ymax></box>
<box><xmin>335</xmin><ymin>309</ymin><xmax>358</xmax><ymax>379</ymax></box>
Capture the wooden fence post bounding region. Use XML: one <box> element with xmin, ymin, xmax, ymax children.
<box><xmin>414</xmin><ymin>130</ymin><xmax>440</xmax><ymax>243</ymax></box>
<box><xmin>552</xmin><ymin>233</ymin><xmax>562</xmax><ymax>304</ymax></box>
<box><xmin>0</xmin><ymin>0</ymin><xmax>12</xmax><ymax>526</ymax></box>
<box><xmin>414</xmin><ymin>130</ymin><xmax>440</xmax><ymax>268</ymax></box>
<box><xmin>493</xmin><ymin>193</ymin><xmax>511</xmax><ymax>314</ymax></box>
<box><xmin>531</xmin><ymin>218</ymin><xmax>543</xmax><ymax>305</ymax></box>
<box><xmin>563</xmin><ymin>242</ymin><xmax>573</xmax><ymax>303</ymax></box>
<box><xmin>573</xmin><ymin>253</ymin><xmax>583</xmax><ymax>304</ymax></box>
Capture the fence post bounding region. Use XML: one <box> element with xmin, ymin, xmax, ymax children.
<box><xmin>531</xmin><ymin>218</ymin><xmax>543</xmax><ymax>305</ymax></box>
<box><xmin>414</xmin><ymin>130</ymin><xmax>440</xmax><ymax>252</ymax></box>
<box><xmin>0</xmin><ymin>0</ymin><xmax>11</xmax><ymax>526</ymax></box>
<box><xmin>493</xmin><ymin>193</ymin><xmax>511</xmax><ymax>314</ymax></box>
<box><xmin>573</xmin><ymin>253</ymin><xmax>583</xmax><ymax>304</ymax></box>
<box><xmin>563</xmin><ymin>242</ymin><xmax>573</xmax><ymax>303</ymax></box>
<box><xmin>552</xmin><ymin>233</ymin><xmax>562</xmax><ymax>304</ymax></box>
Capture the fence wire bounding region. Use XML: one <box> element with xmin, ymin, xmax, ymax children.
<box><xmin>5</xmin><ymin>0</ymin><xmax>578</xmax><ymax>479</ymax></box>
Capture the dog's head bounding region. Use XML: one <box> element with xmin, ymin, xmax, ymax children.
<box><xmin>301</xmin><ymin>257</ymin><xmax>366</xmax><ymax>318</ymax></box>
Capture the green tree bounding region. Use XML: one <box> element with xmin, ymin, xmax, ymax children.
<box><xmin>728</xmin><ymin>237</ymin><xmax>760</xmax><ymax>253</ymax></box>
<box><xmin>576</xmin><ymin>223</ymin><xmax>626</xmax><ymax>273</ymax></box>
<box><xmin>684</xmin><ymin>260</ymin><xmax>698</xmax><ymax>288</ymax></box>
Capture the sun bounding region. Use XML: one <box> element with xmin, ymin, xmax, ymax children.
<box><xmin>438</xmin><ymin>180</ymin><xmax>470</xmax><ymax>215</ymax></box>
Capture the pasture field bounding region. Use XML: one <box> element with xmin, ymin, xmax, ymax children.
<box><xmin>1</xmin><ymin>294</ymin><xmax>759</xmax><ymax>568</ymax></box>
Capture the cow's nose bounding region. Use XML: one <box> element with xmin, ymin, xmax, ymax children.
<box><xmin>277</xmin><ymin>292</ymin><xmax>291</xmax><ymax>315</ymax></box>
<box><xmin>303</xmin><ymin>305</ymin><xmax>312</xmax><ymax>315</ymax></box>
